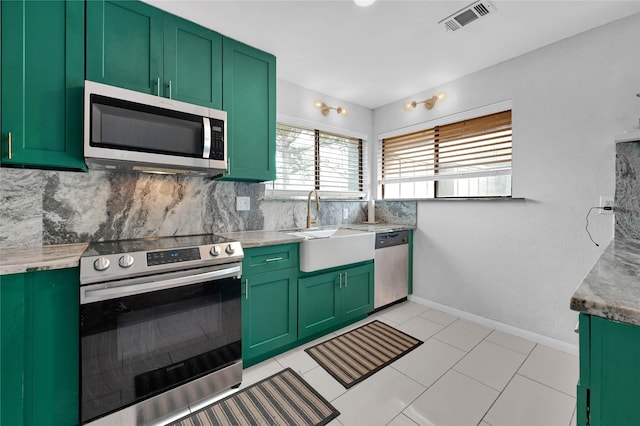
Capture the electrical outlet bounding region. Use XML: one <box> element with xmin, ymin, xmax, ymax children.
<box><xmin>236</xmin><ymin>196</ymin><xmax>250</xmax><ymax>211</ymax></box>
<box><xmin>599</xmin><ymin>196</ymin><xmax>614</xmax><ymax>215</ymax></box>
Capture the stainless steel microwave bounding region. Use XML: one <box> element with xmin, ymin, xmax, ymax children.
<box><xmin>84</xmin><ymin>80</ymin><xmax>227</xmax><ymax>177</ymax></box>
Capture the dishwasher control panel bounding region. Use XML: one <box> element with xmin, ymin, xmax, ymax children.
<box><xmin>375</xmin><ymin>230</ymin><xmax>409</xmax><ymax>249</ymax></box>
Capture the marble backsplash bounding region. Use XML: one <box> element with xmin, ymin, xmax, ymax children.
<box><xmin>615</xmin><ymin>140</ymin><xmax>640</xmax><ymax>240</ymax></box>
<box><xmin>0</xmin><ymin>168</ymin><xmax>416</xmax><ymax>248</ymax></box>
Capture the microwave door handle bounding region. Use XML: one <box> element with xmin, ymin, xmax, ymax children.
<box><xmin>203</xmin><ymin>117</ymin><xmax>212</xmax><ymax>159</ymax></box>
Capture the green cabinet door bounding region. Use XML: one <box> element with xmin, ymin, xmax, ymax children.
<box><xmin>0</xmin><ymin>268</ymin><xmax>79</xmax><ymax>426</ymax></box>
<box><xmin>299</xmin><ymin>261</ymin><xmax>374</xmax><ymax>340</ymax></box>
<box><xmin>86</xmin><ymin>1</ymin><xmax>223</xmax><ymax>109</ymax></box>
<box><xmin>1</xmin><ymin>0</ymin><xmax>85</xmax><ymax>170</ymax></box>
<box><xmin>242</xmin><ymin>268</ymin><xmax>298</xmax><ymax>366</ymax></box>
<box><xmin>298</xmin><ymin>271</ymin><xmax>341</xmax><ymax>340</ymax></box>
<box><xmin>585</xmin><ymin>315</ymin><xmax>640</xmax><ymax>426</ymax></box>
<box><xmin>222</xmin><ymin>38</ymin><xmax>276</xmax><ymax>181</ymax></box>
<box><xmin>164</xmin><ymin>15</ymin><xmax>223</xmax><ymax>109</ymax></box>
<box><xmin>86</xmin><ymin>0</ymin><xmax>163</xmax><ymax>95</ymax></box>
<box><xmin>1</xmin><ymin>273</ymin><xmax>26</xmax><ymax>426</ymax></box>
<box><xmin>341</xmin><ymin>263</ymin><xmax>374</xmax><ymax>323</ymax></box>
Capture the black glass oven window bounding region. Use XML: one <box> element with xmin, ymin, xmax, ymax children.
<box><xmin>80</xmin><ymin>277</ymin><xmax>241</xmax><ymax>424</ymax></box>
<box><xmin>90</xmin><ymin>94</ymin><xmax>204</xmax><ymax>158</ymax></box>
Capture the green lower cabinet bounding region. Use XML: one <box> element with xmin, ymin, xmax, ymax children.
<box><xmin>242</xmin><ymin>268</ymin><xmax>298</xmax><ymax>366</ymax></box>
<box><xmin>298</xmin><ymin>270</ymin><xmax>341</xmax><ymax>339</ymax></box>
<box><xmin>578</xmin><ymin>313</ymin><xmax>640</xmax><ymax>426</ymax></box>
<box><xmin>1</xmin><ymin>268</ymin><xmax>79</xmax><ymax>426</ymax></box>
<box><xmin>298</xmin><ymin>262</ymin><xmax>374</xmax><ymax>340</ymax></box>
<box><xmin>1</xmin><ymin>273</ymin><xmax>26</xmax><ymax>426</ymax></box>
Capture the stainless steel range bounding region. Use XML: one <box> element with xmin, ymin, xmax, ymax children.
<box><xmin>79</xmin><ymin>234</ymin><xmax>244</xmax><ymax>426</ymax></box>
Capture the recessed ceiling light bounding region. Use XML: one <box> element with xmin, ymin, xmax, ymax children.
<box><xmin>354</xmin><ymin>0</ymin><xmax>376</xmax><ymax>7</ymax></box>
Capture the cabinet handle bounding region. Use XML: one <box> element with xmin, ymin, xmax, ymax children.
<box><xmin>168</xmin><ymin>80</ymin><xmax>172</xmax><ymax>99</ymax></box>
<box><xmin>156</xmin><ymin>77</ymin><xmax>161</xmax><ymax>96</ymax></box>
<box><xmin>245</xmin><ymin>278</ymin><xmax>249</xmax><ymax>299</ymax></box>
<box><xmin>345</xmin><ymin>272</ymin><xmax>348</xmax><ymax>288</ymax></box>
<box><xmin>339</xmin><ymin>273</ymin><xmax>342</xmax><ymax>289</ymax></box>
<box><xmin>265</xmin><ymin>257</ymin><xmax>283</xmax><ymax>263</ymax></box>
<box><xmin>7</xmin><ymin>132</ymin><xmax>12</xmax><ymax>160</ymax></box>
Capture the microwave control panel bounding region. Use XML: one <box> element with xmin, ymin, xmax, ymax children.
<box><xmin>210</xmin><ymin>119</ymin><xmax>225</xmax><ymax>160</ymax></box>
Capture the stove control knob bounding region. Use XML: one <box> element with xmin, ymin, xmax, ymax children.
<box><xmin>118</xmin><ymin>254</ymin><xmax>134</xmax><ymax>268</ymax></box>
<box><xmin>225</xmin><ymin>244</ymin><xmax>235</xmax><ymax>255</ymax></box>
<box><xmin>210</xmin><ymin>245</ymin><xmax>221</xmax><ymax>257</ymax></box>
<box><xmin>93</xmin><ymin>257</ymin><xmax>110</xmax><ymax>271</ymax></box>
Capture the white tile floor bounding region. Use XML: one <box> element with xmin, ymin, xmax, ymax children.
<box><xmin>240</xmin><ymin>301</ymin><xmax>579</xmax><ymax>426</ymax></box>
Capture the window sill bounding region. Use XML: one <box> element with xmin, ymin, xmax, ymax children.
<box><xmin>382</xmin><ymin>197</ymin><xmax>526</xmax><ymax>202</ymax></box>
<box><xmin>262</xmin><ymin>195</ymin><xmax>366</xmax><ymax>202</ymax></box>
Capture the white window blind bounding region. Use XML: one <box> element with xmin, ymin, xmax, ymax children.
<box><xmin>380</xmin><ymin>110</ymin><xmax>512</xmax><ymax>198</ymax></box>
<box><xmin>269</xmin><ymin>123</ymin><xmax>363</xmax><ymax>197</ymax></box>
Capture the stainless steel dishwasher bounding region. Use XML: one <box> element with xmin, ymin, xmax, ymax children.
<box><xmin>374</xmin><ymin>230</ymin><xmax>409</xmax><ymax>309</ymax></box>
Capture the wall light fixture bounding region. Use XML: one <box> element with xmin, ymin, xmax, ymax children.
<box><xmin>314</xmin><ymin>99</ymin><xmax>349</xmax><ymax>117</ymax></box>
<box><xmin>403</xmin><ymin>92</ymin><xmax>447</xmax><ymax>112</ymax></box>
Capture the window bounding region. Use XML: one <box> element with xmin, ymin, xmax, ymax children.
<box><xmin>380</xmin><ymin>110</ymin><xmax>512</xmax><ymax>199</ymax></box>
<box><xmin>268</xmin><ymin>123</ymin><xmax>364</xmax><ymax>197</ymax></box>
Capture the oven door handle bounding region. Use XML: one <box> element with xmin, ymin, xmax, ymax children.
<box><xmin>81</xmin><ymin>265</ymin><xmax>242</xmax><ymax>304</ymax></box>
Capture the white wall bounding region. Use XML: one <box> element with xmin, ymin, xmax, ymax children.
<box><xmin>277</xmin><ymin>79</ymin><xmax>373</xmax><ymax>140</ymax></box>
<box><xmin>373</xmin><ymin>13</ymin><xmax>640</xmax><ymax>345</ymax></box>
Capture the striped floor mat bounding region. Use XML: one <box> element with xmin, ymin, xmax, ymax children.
<box><xmin>305</xmin><ymin>320</ymin><xmax>423</xmax><ymax>389</ymax></box>
<box><xmin>169</xmin><ymin>368</ymin><xmax>339</xmax><ymax>426</ymax></box>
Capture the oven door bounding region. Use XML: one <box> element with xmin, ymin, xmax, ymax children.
<box><xmin>80</xmin><ymin>264</ymin><xmax>242</xmax><ymax>425</ymax></box>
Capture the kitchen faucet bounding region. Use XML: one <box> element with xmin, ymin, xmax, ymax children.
<box><xmin>306</xmin><ymin>190</ymin><xmax>320</xmax><ymax>229</ymax></box>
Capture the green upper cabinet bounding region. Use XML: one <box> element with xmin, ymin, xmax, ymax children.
<box><xmin>86</xmin><ymin>0</ymin><xmax>223</xmax><ymax>109</ymax></box>
<box><xmin>222</xmin><ymin>38</ymin><xmax>276</xmax><ymax>181</ymax></box>
<box><xmin>1</xmin><ymin>0</ymin><xmax>85</xmax><ymax>170</ymax></box>
<box><xmin>86</xmin><ymin>0</ymin><xmax>163</xmax><ymax>95</ymax></box>
<box><xmin>163</xmin><ymin>14</ymin><xmax>223</xmax><ymax>109</ymax></box>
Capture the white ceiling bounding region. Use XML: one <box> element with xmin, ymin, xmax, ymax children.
<box><xmin>148</xmin><ymin>0</ymin><xmax>640</xmax><ymax>109</ymax></box>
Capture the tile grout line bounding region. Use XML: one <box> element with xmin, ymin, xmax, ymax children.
<box><xmin>515</xmin><ymin>373</ymin><xmax>578</xmax><ymax>399</ymax></box>
<box><xmin>450</xmin><ymin>337</ymin><xmax>535</xmax><ymax>392</ymax></box>
<box><xmin>477</xmin><ymin>342</ymin><xmax>539</xmax><ymax>425</ymax></box>
<box><xmin>380</xmin><ymin>310</ymin><xmax>463</xmax><ymax>425</ymax></box>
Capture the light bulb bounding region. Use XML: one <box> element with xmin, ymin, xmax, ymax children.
<box><xmin>436</xmin><ymin>92</ymin><xmax>447</xmax><ymax>101</ymax></box>
<box><xmin>313</xmin><ymin>98</ymin><xmax>325</xmax><ymax>109</ymax></box>
<box><xmin>403</xmin><ymin>100</ymin><xmax>417</xmax><ymax>112</ymax></box>
<box><xmin>337</xmin><ymin>106</ymin><xmax>349</xmax><ymax>116</ymax></box>
<box><xmin>354</xmin><ymin>0</ymin><xmax>376</xmax><ymax>6</ymax></box>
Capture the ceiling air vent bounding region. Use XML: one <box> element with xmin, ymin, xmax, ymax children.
<box><xmin>438</xmin><ymin>1</ymin><xmax>497</xmax><ymax>32</ymax></box>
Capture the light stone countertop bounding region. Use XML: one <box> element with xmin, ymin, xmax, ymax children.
<box><xmin>0</xmin><ymin>223</ymin><xmax>416</xmax><ymax>275</ymax></box>
<box><xmin>570</xmin><ymin>237</ymin><xmax>640</xmax><ymax>326</ymax></box>
<box><xmin>0</xmin><ymin>243</ymin><xmax>88</xmax><ymax>276</ymax></box>
<box><xmin>219</xmin><ymin>230</ymin><xmax>305</xmax><ymax>248</ymax></box>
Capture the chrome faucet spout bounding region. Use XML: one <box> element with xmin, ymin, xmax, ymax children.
<box><xmin>306</xmin><ymin>190</ymin><xmax>320</xmax><ymax>229</ymax></box>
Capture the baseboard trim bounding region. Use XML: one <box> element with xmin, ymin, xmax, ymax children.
<box><xmin>408</xmin><ymin>295</ymin><xmax>579</xmax><ymax>356</ymax></box>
